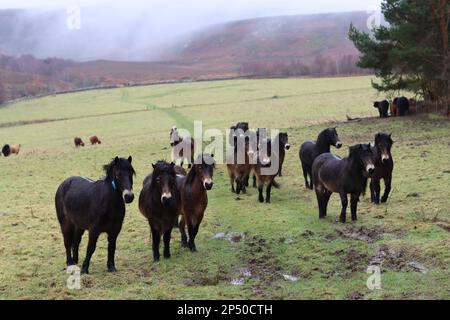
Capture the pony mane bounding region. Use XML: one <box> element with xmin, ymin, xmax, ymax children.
<box><xmin>151</xmin><ymin>161</ymin><xmax>176</xmax><ymax>182</ymax></box>
<box><xmin>103</xmin><ymin>157</ymin><xmax>136</xmax><ymax>180</ymax></box>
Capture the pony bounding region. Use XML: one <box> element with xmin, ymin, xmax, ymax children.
<box><xmin>89</xmin><ymin>135</ymin><xmax>102</xmax><ymax>145</ymax></box>
<box><xmin>55</xmin><ymin>156</ymin><xmax>135</xmax><ymax>274</ymax></box>
<box><xmin>277</xmin><ymin>132</ymin><xmax>290</xmax><ymax>176</ymax></box>
<box><xmin>312</xmin><ymin>144</ymin><xmax>375</xmax><ymax>223</ymax></box>
<box><xmin>299</xmin><ymin>128</ymin><xmax>342</xmax><ymax>189</ymax></box>
<box><xmin>253</xmin><ymin>138</ymin><xmax>279</xmax><ymax>203</ymax></box>
<box><xmin>227</xmin><ymin>135</ymin><xmax>254</xmax><ymax>194</ymax></box>
<box><xmin>170</xmin><ymin>126</ymin><xmax>195</xmax><ymax>168</ymax></box>
<box><xmin>229</xmin><ymin>122</ymin><xmax>250</xmax><ymax>146</ymax></box>
<box><xmin>139</xmin><ymin>161</ymin><xmax>181</xmax><ymax>261</ymax></box>
<box><xmin>74</xmin><ymin>137</ymin><xmax>85</xmax><ymax>147</ymax></box>
<box><xmin>177</xmin><ymin>154</ymin><xmax>215</xmax><ymax>252</ymax></box>
<box><xmin>370</xmin><ymin>133</ymin><xmax>394</xmax><ymax>204</ymax></box>
<box><xmin>374</xmin><ymin>100</ymin><xmax>390</xmax><ymax>118</ymax></box>
<box><xmin>1</xmin><ymin>144</ymin><xmax>21</xmax><ymax>157</ymax></box>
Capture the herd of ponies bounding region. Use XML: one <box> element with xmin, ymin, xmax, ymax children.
<box><xmin>52</xmin><ymin>122</ymin><xmax>394</xmax><ymax>274</ymax></box>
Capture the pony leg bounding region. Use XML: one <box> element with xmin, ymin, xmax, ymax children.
<box><xmin>350</xmin><ymin>193</ymin><xmax>360</xmax><ymax>221</ymax></box>
<box><xmin>316</xmin><ymin>188</ymin><xmax>331</xmax><ymax>219</ymax></box>
<box><xmin>307</xmin><ymin>168</ymin><xmax>314</xmax><ymax>190</ymax></box>
<box><xmin>339</xmin><ymin>193</ymin><xmax>348</xmax><ymax>223</ymax></box>
<box><xmin>72</xmin><ymin>228</ymin><xmax>85</xmax><ymax>265</ymax></box>
<box><xmin>151</xmin><ymin>226</ymin><xmax>161</xmax><ymax>262</ymax></box>
<box><xmin>81</xmin><ymin>230</ymin><xmax>100</xmax><ymax>274</ymax></box>
<box><xmin>265</xmin><ymin>182</ymin><xmax>272</xmax><ymax>203</ymax></box>
<box><xmin>163</xmin><ymin>229</ymin><xmax>172</xmax><ymax>259</ymax></box>
<box><xmin>257</xmin><ymin>180</ymin><xmax>264</xmax><ymax>203</ymax></box>
<box><xmin>179</xmin><ymin>216</ymin><xmax>188</xmax><ymax>247</ymax></box>
<box><xmin>301</xmin><ymin>163</ymin><xmax>309</xmax><ymax>189</ymax></box>
<box><xmin>370</xmin><ymin>179</ymin><xmax>377</xmax><ymax>204</ymax></box>
<box><xmin>252</xmin><ymin>174</ymin><xmax>257</xmax><ymax>188</ymax></box>
<box><xmin>62</xmin><ymin>224</ymin><xmax>75</xmax><ymax>266</ymax></box>
<box><xmin>373</xmin><ymin>179</ymin><xmax>381</xmax><ymax>204</ymax></box>
<box><xmin>187</xmin><ymin>223</ymin><xmax>197</xmax><ymax>252</ymax></box>
<box><xmin>107</xmin><ymin>231</ymin><xmax>119</xmax><ymax>272</ymax></box>
<box><xmin>381</xmin><ymin>176</ymin><xmax>392</xmax><ymax>203</ymax></box>
<box><xmin>229</xmin><ymin>173</ymin><xmax>236</xmax><ymax>193</ymax></box>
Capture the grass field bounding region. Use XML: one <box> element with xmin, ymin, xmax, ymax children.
<box><xmin>0</xmin><ymin>76</ymin><xmax>449</xmax><ymax>300</ymax></box>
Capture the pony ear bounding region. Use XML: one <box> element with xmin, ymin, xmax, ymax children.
<box><xmin>114</xmin><ymin>156</ymin><xmax>119</xmax><ymax>164</ymax></box>
<box><xmin>152</xmin><ymin>163</ymin><xmax>156</xmax><ymax>169</ymax></box>
<box><xmin>128</xmin><ymin>156</ymin><xmax>132</xmax><ymax>164</ymax></box>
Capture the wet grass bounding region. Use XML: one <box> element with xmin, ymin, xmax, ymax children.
<box><xmin>0</xmin><ymin>76</ymin><xmax>449</xmax><ymax>300</ymax></box>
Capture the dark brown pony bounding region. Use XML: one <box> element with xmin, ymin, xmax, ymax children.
<box><xmin>374</xmin><ymin>100</ymin><xmax>389</xmax><ymax>118</ymax></box>
<box><xmin>177</xmin><ymin>154</ymin><xmax>215</xmax><ymax>252</ymax></box>
<box><xmin>312</xmin><ymin>144</ymin><xmax>375</xmax><ymax>223</ymax></box>
<box><xmin>370</xmin><ymin>133</ymin><xmax>394</xmax><ymax>204</ymax></box>
<box><xmin>55</xmin><ymin>156</ymin><xmax>135</xmax><ymax>274</ymax></box>
<box><xmin>74</xmin><ymin>137</ymin><xmax>85</xmax><ymax>147</ymax></box>
<box><xmin>89</xmin><ymin>135</ymin><xmax>102</xmax><ymax>145</ymax></box>
<box><xmin>139</xmin><ymin>161</ymin><xmax>181</xmax><ymax>261</ymax></box>
<box><xmin>300</xmin><ymin>128</ymin><xmax>342</xmax><ymax>189</ymax></box>
<box><xmin>277</xmin><ymin>132</ymin><xmax>290</xmax><ymax>176</ymax></box>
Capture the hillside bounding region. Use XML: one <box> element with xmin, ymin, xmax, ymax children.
<box><xmin>0</xmin><ymin>11</ymin><xmax>371</xmax><ymax>102</ymax></box>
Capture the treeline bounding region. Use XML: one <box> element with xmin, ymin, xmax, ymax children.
<box><xmin>0</xmin><ymin>54</ymin><xmax>74</xmax><ymax>77</ymax></box>
<box><xmin>239</xmin><ymin>55</ymin><xmax>370</xmax><ymax>77</ymax></box>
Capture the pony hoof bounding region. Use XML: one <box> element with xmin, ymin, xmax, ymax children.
<box><xmin>381</xmin><ymin>199</ymin><xmax>387</xmax><ymax>203</ymax></box>
<box><xmin>181</xmin><ymin>241</ymin><xmax>188</xmax><ymax>248</ymax></box>
<box><xmin>189</xmin><ymin>245</ymin><xmax>197</xmax><ymax>252</ymax></box>
<box><xmin>153</xmin><ymin>257</ymin><xmax>160</xmax><ymax>262</ymax></box>
<box><xmin>80</xmin><ymin>268</ymin><xmax>89</xmax><ymax>275</ymax></box>
<box><xmin>164</xmin><ymin>253</ymin><xmax>171</xmax><ymax>259</ymax></box>
<box><xmin>107</xmin><ymin>266</ymin><xmax>117</xmax><ymax>273</ymax></box>
<box><xmin>265</xmin><ymin>200</ymin><xmax>271</xmax><ymax>204</ymax></box>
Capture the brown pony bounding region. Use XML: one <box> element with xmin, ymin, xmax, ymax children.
<box><xmin>177</xmin><ymin>154</ymin><xmax>215</xmax><ymax>252</ymax></box>
<box><xmin>253</xmin><ymin>138</ymin><xmax>279</xmax><ymax>203</ymax></box>
<box><xmin>89</xmin><ymin>136</ymin><xmax>102</xmax><ymax>145</ymax></box>
<box><xmin>74</xmin><ymin>137</ymin><xmax>85</xmax><ymax>147</ymax></box>
<box><xmin>227</xmin><ymin>136</ymin><xmax>254</xmax><ymax>194</ymax></box>
<box><xmin>2</xmin><ymin>144</ymin><xmax>21</xmax><ymax>157</ymax></box>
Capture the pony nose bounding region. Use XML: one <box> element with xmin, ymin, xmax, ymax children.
<box><xmin>161</xmin><ymin>193</ymin><xmax>172</xmax><ymax>204</ymax></box>
<box><xmin>204</xmin><ymin>182</ymin><xmax>213</xmax><ymax>190</ymax></box>
<box><xmin>123</xmin><ymin>192</ymin><xmax>134</xmax><ymax>204</ymax></box>
<box><xmin>368</xmin><ymin>168</ymin><xmax>375</xmax><ymax>176</ymax></box>
<box><xmin>336</xmin><ymin>141</ymin><xmax>342</xmax><ymax>149</ymax></box>
<box><xmin>285</xmin><ymin>144</ymin><xmax>291</xmax><ymax>150</ymax></box>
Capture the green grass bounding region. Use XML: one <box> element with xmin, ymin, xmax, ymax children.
<box><xmin>0</xmin><ymin>76</ymin><xmax>449</xmax><ymax>300</ymax></box>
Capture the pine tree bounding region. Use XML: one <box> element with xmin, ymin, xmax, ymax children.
<box><xmin>349</xmin><ymin>0</ymin><xmax>449</xmax><ymax>113</ymax></box>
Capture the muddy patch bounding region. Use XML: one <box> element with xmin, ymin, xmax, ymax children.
<box><xmin>336</xmin><ymin>226</ymin><xmax>384</xmax><ymax>243</ymax></box>
<box><xmin>436</xmin><ymin>223</ymin><xmax>450</xmax><ymax>232</ymax></box>
<box><xmin>346</xmin><ymin>291</ymin><xmax>365</xmax><ymax>300</ymax></box>
<box><xmin>370</xmin><ymin>244</ymin><xmax>426</xmax><ymax>273</ymax></box>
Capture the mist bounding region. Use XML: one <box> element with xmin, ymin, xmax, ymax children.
<box><xmin>0</xmin><ymin>0</ymin><xmax>381</xmax><ymax>61</ymax></box>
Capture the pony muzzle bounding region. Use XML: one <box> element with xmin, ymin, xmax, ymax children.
<box><xmin>366</xmin><ymin>164</ymin><xmax>375</xmax><ymax>176</ymax></box>
<box><xmin>161</xmin><ymin>192</ymin><xmax>172</xmax><ymax>205</ymax></box>
<box><xmin>203</xmin><ymin>178</ymin><xmax>213</xmax><ymax>190</ymax></box>
<box><xmin>285</xmin><ymin>144</ymin><xmax>291</xmax><ymax>150</ymax></box>
<box><xmin>335</xmin><ymin>141</ymin><xmax>343</xmax><ymax>149</ymax></box>
<box><xmin>122</xmin><ymin>189</ymin><xmax>134</xmax><ymax>204</ymax></box>
<box><xmin>382</xmin><ymin>154</ymin><xmax>390</xmax><ymax>163</ymax></box>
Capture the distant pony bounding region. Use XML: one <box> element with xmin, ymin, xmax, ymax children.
<box><xmin>373</xmin><ymin>100</ymin><xmax>389</xmax><ymax>118</ymax></box>
<box><xmin>74</xmin><ymin>137</ymin><xmax>85</xmax><ymax>147</ymax></box>
<box><xmin>2</xmin><ymin>144</ymin><xmax>21</xmax><ymax>157</ymax></box>
<box><xmin>89</xmin><ymin>136</ymin><xmax>102</xmax><ymax>145</ymax></box>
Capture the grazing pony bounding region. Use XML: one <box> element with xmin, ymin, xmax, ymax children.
<box><xmin>227</xmin><ymin>136</ymin><xmax>254</xmax><ymax>194</ymax></box>
<box><xmin>253</xmin><ymin>138</ymin><xmax>279</xmax><ymax>203</ymax></box>
<box><xmin>374</xmin><ymin>100</ymin><xmax>389</xmax><ymax>118</ymax></box>
<box><xmin>312</xmin><ymin>144</ymin><xmax>375</xmax><ymax>223</ymax></box>
<box><xmin>55</xmin><ymin>156</ymin><xmax>135</xmax><ymax>274</ymax></box>
<box><xmin>397</xmin><ymin>97</ymin><xmax>410</xmax><ymax>116</ymax></box>
<box><xmin>299</xmin><ymin>128</ymin><xmax>342</xmax><ymax>189</ymax></box>
<box><xmin>177</xmin><ymin>154</ymin><xmax>215</xmax><ymax>252</ymax></box>
<box><xmin>170</xmin><ymin>126</ymin><xmax>195</xmax><ymax>168</ymax></box>
<box><xmin>370</xmin><ymin>133</ymin><xmax>394</xmax><ymax>204</ymax></box>
<box><xmin>89</xmin><ymin>135</ymin><xmax>102</xmax><ymax>145</ymax></box>
<box><xmin>1</xmin><ymin>144</ymin><xmax>21</xmax><ymax>157</ymax></box>
<box><xmin>139</xmin><ymin>161</ymin><xmax>181</xmax><ymax>261</ymax></box>
<box><xmin>74</xmin><ymin>137</ymin><xmax>85</xmax><ymax>147</ymax></box>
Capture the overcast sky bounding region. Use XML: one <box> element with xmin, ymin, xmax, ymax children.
<box><xmin>0</xmin><ymin>0</ymin><xmax>382</xmax><ymax>17</ymax></box>
<box><xmin>0</xmin><ymin>0</ymin><xmax>382</xmax><ymax>60</ymax></box>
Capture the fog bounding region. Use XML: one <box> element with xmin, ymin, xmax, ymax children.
<box><xmin>0</xmin><ymin>0</ymin><xmax>381</xmax><ymax>61</ymax></box>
